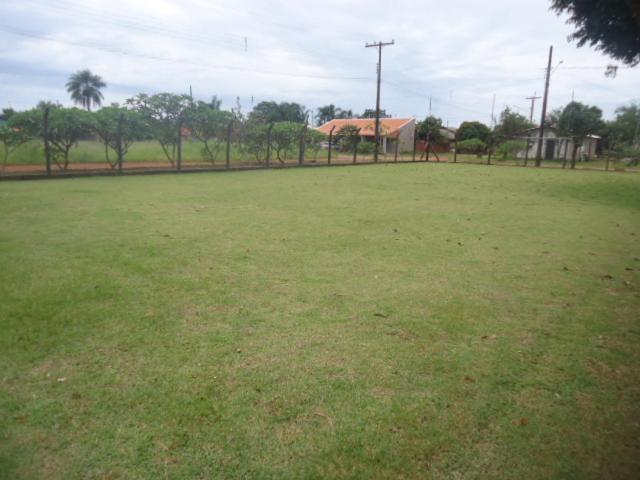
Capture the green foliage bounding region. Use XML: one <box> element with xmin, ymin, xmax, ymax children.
<box><xmin>497</xmin><ymin>139</ymin><xmax>527</xmax><ymax>159</ymax></box>
<box><xmin>336</xmin><ymin>124</ymin><xmax>360</xmax><ymax>152</ymax></box>
<box><xmin>557</xmin><ymin>102</ymin><xmax>604</xmax><ymax>165</ymax></box>
<box><xmin>66</xmin><ymin>69</ymin><xmax>106</xmax><ymax>111</ymax></box>
<box><xmin>417</xmin><ymin>116</ymin><xmax>446</xmax><ymax>143</ymax></box>
<box><xmin>603</xmin><ymin>102</ymin><xmax>640</xmax><ymax>149</ymax></box>
<box><xmin>126</xmin><ymin>93</ymin><xmax>192</xmax><ymax>166</ymax></box>
<box><xmin>456</xmin><ymin>138</ymin><xmax>487</xmax><ymax>155</ymax></box>
<box><xmin>184</xmin><ymin>102</ymin><xmax>233</xmax><ymax>165</ymax></box>
<box><xmin>360</xmin><ymin>109</ymin><xmax>390</xmax><ymax>119</ymax></box>
<box><xmin>305</xmin><ymin>129</ymin><xmax>327</xmax><ymax>159</ymax></box>
<box><xmin>0</xmin><ymin>108</ymin><xmax>16</xmax><ymax>122</ymax></box>
<box><xmin>457</xmin><ymin>121</ymin><xmax>491</xmax><ymax>143</ymax></box>
<box><xmin>271</xmin><ymin>122</ymin><xmax>303</xmax><ymax>162</ymax></box>
<box><xmin>46</xmin><ymin>107</ymin><xmax>95</xmax><ymax>170</ymax></box>
<box><xmin>494</xmin><ymin>107</ymin><xmax>533</xmax><ymax>139</ymax></box>
<box><xmin>357</xmin><ymin>140</ymin><xmax>375</xmax><ymax>155</ymax></box>
<box><xmin>244</xmin><ymin>123</ymin><xmax>269</xmax><ymax>162</ymax></box>
<box><xmin>249</xmin><ymin>101</ymin><xmax>306</xmax><ymax>124</ymax></box>
<box><xmin>93</xmin><ymin>106</ymin><xmax>147</xmax><ymax>168</ymax></box>
<box><xmin>551</xmin><ymin>0</ymin><xmax>640</xmax><ymax>65</ymax></box>
<box><xmin>0</xmin><ymin>115</ymin><xmax>35</xmax><ymax>169</ymax></box>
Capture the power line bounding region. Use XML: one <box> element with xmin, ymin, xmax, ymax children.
<box><xmin>0</xmin><ymin>25</ymin><xmax>370</xmax><ymax>82</ymax></box>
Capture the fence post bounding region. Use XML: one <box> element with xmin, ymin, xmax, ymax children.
<box><xmin>299</xmin><ymin>123</ymin><xmax>307</xmax><ymax>166</ymax></box>
<box><xmin>412</xmin><ymin>135</ymin><xmax>417</xmax><ymax>161</ymax></box>
<box><xmin>524</xmin><ymin>139</ymin><xmax>530</xmax><ymax>166</ymax></box>
<box><xmin>226</xmin><ymin>121</ymin><xmax>232</xmax><ymax>169</ymax></box>
<box><xmin>487</xmin><ymin>140</ymin><xmax>492</xmax><ymax>165</ymax></box>
<box><xmin>426</xmin><ymin>133</ymin><xmax>430</xmax><ymax>162</ymax></box>
<box><xmin>176</xmin><ymin>117</ymin><xmax>182</xmax><ymax>172</ymax></box>
<box><xmin>562</xmin><ymin>139</ymin><xmax>568</xmax><ymax>169</ymax></box>
<box><xmin>605</xmin><ymin>155</ymin><xmax>610</xmax><ymax>171</ymax></box>
<box><xmin>117</xmin><ymin>113</ymin><xmax>124</xmax><ymax>174</ymax></box>
<box><xmin>266</xmin><ymin>123</ymin><xmax>273</xmax><ymax>168</ymax></box>
<box><xmin>453</xmin><ymin>135</ymin><xmax>457</xmax><ymax>163</ymax></box>
<box><xmin>328</xmin><ymin>126</ymin><xmax>335</xmax><ymax>165</ymax></box>
<box><xmin>43</xmin><ymin>106</ymin><xmax>51</xmax><ymax>176</ymax></box>
<box><xmin>352</xmin><ymin>129</ymin><xmax>361</xmax><ymax>164</ymax></box>
<box><xmin>394</xmin><ymin>138</ymin><xmax>399</xmax><ymax>162</ymax></box>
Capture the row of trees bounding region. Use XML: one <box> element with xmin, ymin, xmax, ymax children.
<box><xmin>1</xmin><ymin>94</ymin><xmax>387</xmax><ymax>170</ymax></box>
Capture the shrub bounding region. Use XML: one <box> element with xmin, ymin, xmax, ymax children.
<box><xmin>497</xmin><ymin>140</ymin><xmax>527</xmax><ymax>159</ymax></box>
<box><xmin>456</xmin><ymin>138</ymin><xmax>487</xmax><ymax>155</ymax></box>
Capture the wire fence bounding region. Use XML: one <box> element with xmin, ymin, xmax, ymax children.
<box><xmin>2</xmin><ymin>114</ymin><xmax>639</xmax><ymax>180</ymax></box>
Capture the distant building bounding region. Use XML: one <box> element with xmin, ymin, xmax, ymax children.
<box><xmin>517</xmin><ymin>127</ymin><xmax>600</xmax><ymax>160</ymax></box>
<box><xmin>316</xmin><ymin>118</ymin><xmax>415</xmax><ymax>153</ymax></box>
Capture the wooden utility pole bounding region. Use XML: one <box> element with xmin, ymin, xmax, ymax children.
<box><xmin>536</xmin><ymin>45</ymin><xmax>553</xmax><ymax>167</ymax></box>
<box><xmin>525</xmin><ymin>92</ymin><xmax>541</xmax><ymax>123</ymax></box>
<box><xmin>43</xmin><ymin>106</ymin><xmax>51</xmax><ymax>176</ymax></box>
<box><xmin>365</xmin><ymin>40</ymin><xmax>394</xmax><ymax>162</ymax></box>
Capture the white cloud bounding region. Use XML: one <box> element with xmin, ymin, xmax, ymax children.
<box><xmin>0</xmin><ymin>0</ymin><xmax>637</xmax><ymax>125</ymax></box>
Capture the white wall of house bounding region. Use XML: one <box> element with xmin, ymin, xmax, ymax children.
<box><xmin>517</xmin><ymin>129</ymin><xmax>598</xmax><ymax>160</ymax></box>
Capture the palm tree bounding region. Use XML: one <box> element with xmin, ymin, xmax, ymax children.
<box><xmin>66</xmin><ymin>70</ymin><xmax>106</xmax><ymax>111</ymax></box>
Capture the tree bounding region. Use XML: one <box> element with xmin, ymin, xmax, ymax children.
<box><xmin>457</xmin><ymin>121</ymin><xmax>491</xmax><ymax>143</ymax></box>
<box><xmin>66</xmin><ymin>70</ymin><xmax>106</xmax><ymax>111</ymax></box>
<box><xmin>244</xmin><ymin>122</ymin><xmax>270</xmax><ymax>162</ymax></box>
<box><xmin>556</xmin><ymin>101</ymin><xmax>604</xmax><ymax>168</ymax></box>
<box><xmin>184</xmin><ymin>102</ymin><xmax>233</xmax><ymax>165</ymax></box>
<box><xmin>417</xmin><ymin>116</ymin><xmax>446</xmax><ymax>143</ymax></box>
<box><xmin>126</xmin><ymin>93</ymin><xmax>191</xmax><ymax>166</ymax></box>
<box><xmin>270</xmin><ymin>122</ymin><xmax>303</xmax><ymax>162</ymax></box>
<box><xmin>551</xmin><ymin>0</ymin><xmax>640</xmax><ymax>66</ymax></box>
<box><xmin>0</xmin><ymin>108</ymin><xmax>16</xmax><ymax>123</ymax></box>
<box><xmin>456</xmin><ymin>138</ymin><xmax>487</xmax><ymax>155</ymax></box>
<box><xmin>336</xmin><ymin>125</ymin><xmax>360</xmax><ymax>152</ymax></box>
<box><xmin>208</xmin><ymin>96</ymin><xmax>222</xmax><ymax>110</ymax></box>
<box><xmin>46</xmin><ymin>107</ymin><xmax>95</xmax><ymax>170</ymax></box>
<box><xmin>545</xmin><ymin>108</ymin><xmax>563</xmax><ymax>129</ymax></box>
<box><xmin>249</xmin><ymin>101</ymin><xmax>306</xmax><ymax>124</ymax></box>
<box><xmin>93</xmin><ymin>106</ymin><xmax>146</xmax><ymax>169</ymax></box>
<box><xmin>305</xmin><ymin>129</ymin><xmax>327</xmax><ymax>160</ymax></box>
<box><xmin>360</xmin><ymin>109</ymin><xmax>390</xmax><ymax>119</ymax></box>
<box><xmin>316</xmin><ymin>104</ymin><xmax>338</xmax><ymax>125</ymax></box>
<box><xmin>605</xmin><ymin>102</ymin><xmax>640</xmax><ymax>148</ymax></box>
<box><xmin>494</xmin><ymin>107</ymin><xmax>533</xmax><ymax>139</ymax></box>
<box><xmin>0</xmin><ymin>111</ymin><xmax>38</xmax><ymax>170</ymax></box>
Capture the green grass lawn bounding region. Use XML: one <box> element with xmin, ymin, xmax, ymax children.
<box><xmin>1</xmin><ymin>164</ymin><xmax>639</xmax><ymax>479</ymax></box>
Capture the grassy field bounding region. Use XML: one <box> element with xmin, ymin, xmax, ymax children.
<box><xmin>1</xmin><ymin>163</ymin><xmax>639</xmax><ymax>479</ymax></box>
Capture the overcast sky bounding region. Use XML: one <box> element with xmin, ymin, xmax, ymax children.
<box><xmin>1</xmin><ymin>0</ymin><xmax>638</xmax><ymax>126</ymax></box>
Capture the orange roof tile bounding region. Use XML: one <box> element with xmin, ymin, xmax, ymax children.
<box><xmin>316</xmin><ymin>118</ymin><xmax>413</xmax><ymax>138</ymax></box>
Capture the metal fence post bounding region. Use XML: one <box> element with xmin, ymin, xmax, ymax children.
<box><xmin>266</xmin><ymin>123</ymin><xmax>273</xmax><ymax>168</ymax></box>
<box><xmin>328</xmin><ymin>126</ymin><xmax>335</xmax><ymax>165</ymax></box>
<box><xmin>177</xmin><ymin>117</ymin><xmax>182</xmax><ymax>172</ymax></box>
<box><xmin>453</xmin><ymin>136</ymin><xmax>457</xmax><ymax>163</ymax></box>
<box><xmin>352</xmin><ymin>129</ymin><xmax>361</xmax><ymax>164</ymax></box>
<box><xmin>412</xmin><ymin>135</ymin><xmax>417</xmax><ymax>162</ymax></box>
<box><xmin>226</xmin><ymin>121</ymin><xmax>232</xmax><ymax>169</ymax></box>
<box><xmin>43</xmin><ymin>106</ymin><xmax>51</xmax><ymax>176</ymax></box>
<box><xmin>394</xmin><ymin>138</ymin><xmax>399</xmax><ymax>162</ymax></box>
<box><xmin>117</xmin><ymin>113</ymin><xmax>124</xmax><ymax>174</ymax></box>
<box><xmin>487</xmin><ymin>140</ymin><xmax>492</xmax><ymax>165</ymax></box>
<box><xmin>299</xmin><ymin>123</ymin><xmax>307</xmax><ymax>166</ymax></box>
<box><xmin>562</xmin><ymin>139</ymin><xmax>568</xmax><ymax>169</ymax></box>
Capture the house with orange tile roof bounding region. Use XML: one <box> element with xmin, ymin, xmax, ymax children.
<box><xmin>316</xmin><ymin>118</ymin><xmax>415</xmax><ymax>154</ymax></box>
